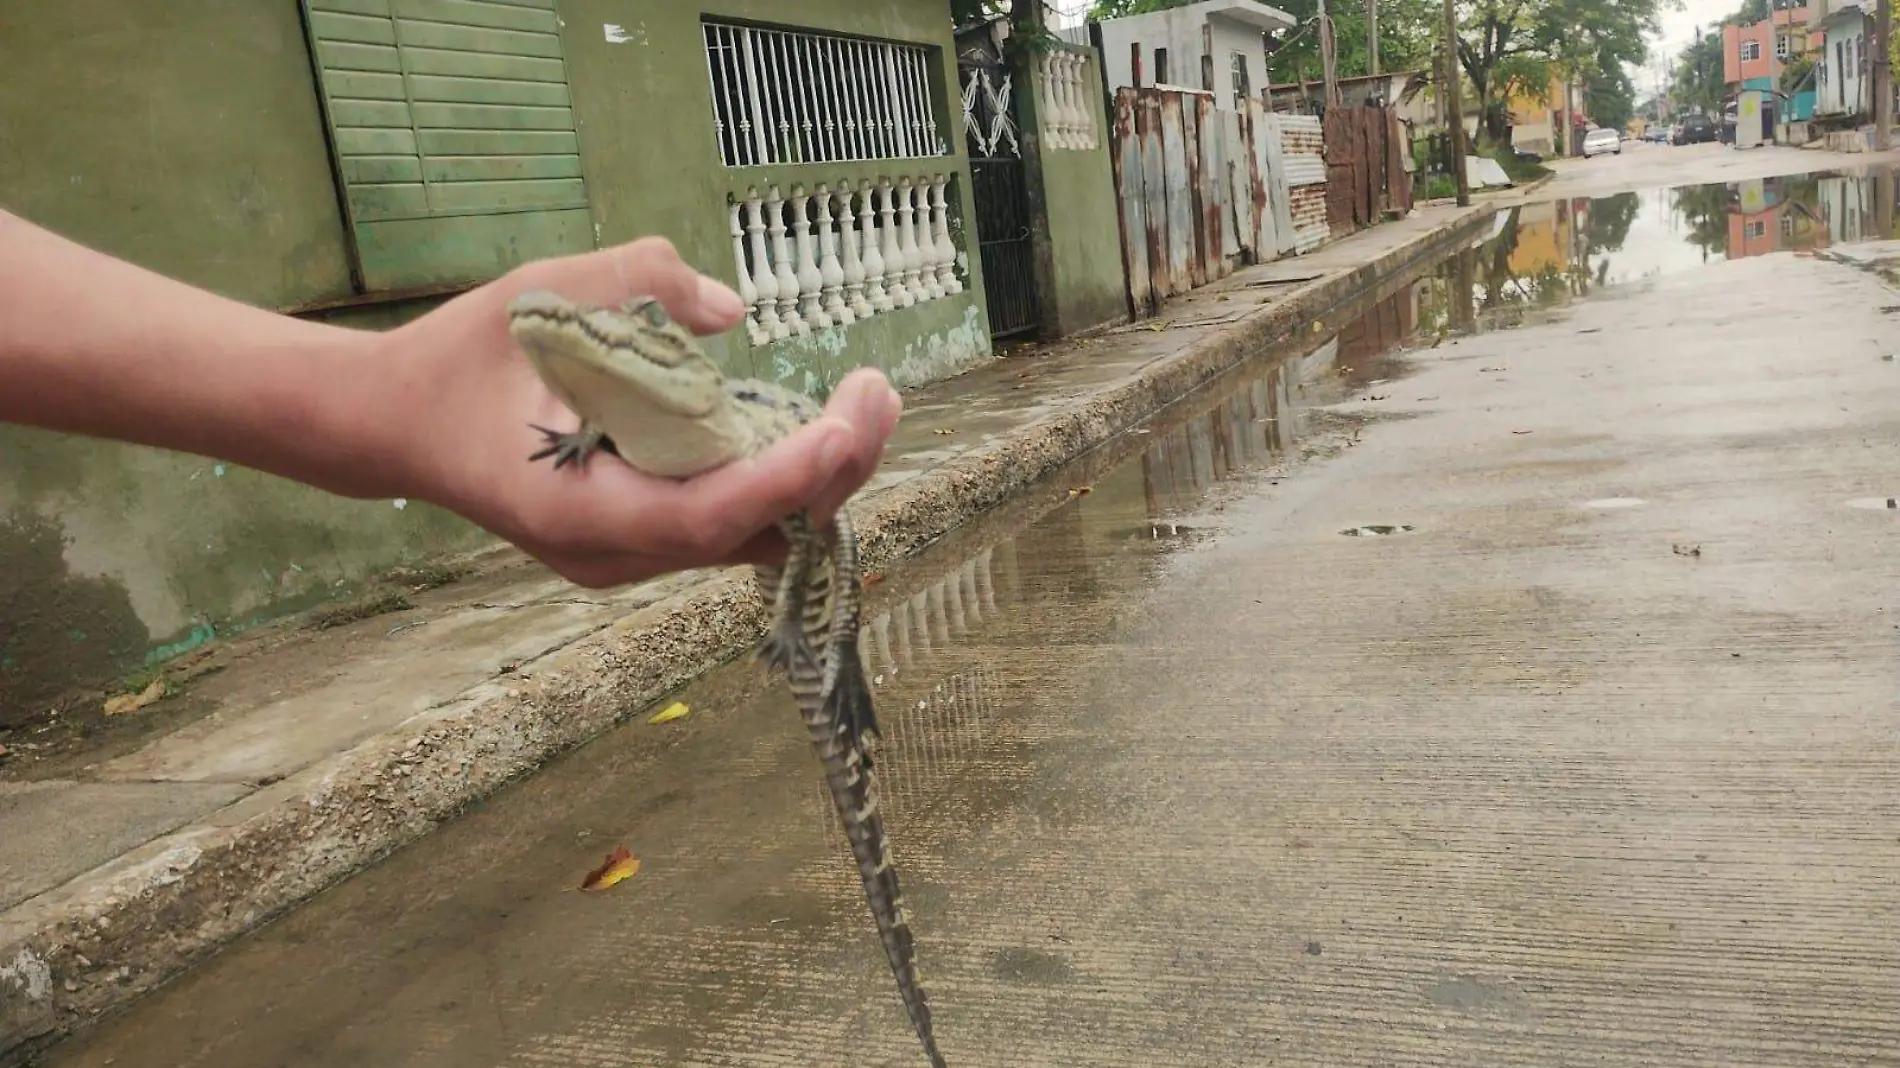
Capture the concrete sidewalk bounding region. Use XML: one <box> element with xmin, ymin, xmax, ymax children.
<box><xmin>0</xmin><ymin>199</ymin><xmax>1497</xmax><ymax>1056</ymax></box>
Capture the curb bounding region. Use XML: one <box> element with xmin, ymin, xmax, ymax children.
<box><xmin>0</xmin><ymin>202</ymin><xmax>1499</xmax><ymax>1061</ymax></box>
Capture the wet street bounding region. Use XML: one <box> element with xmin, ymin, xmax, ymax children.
<box><xmin>31</xmin><ymin>166</ymin><xmax>1900</xmax><ymax>1066</ymax></box>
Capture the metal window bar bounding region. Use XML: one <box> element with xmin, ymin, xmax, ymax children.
<box><xmin>702</xmin><ymin>21</ymin><xmax>948</xmax><ymax>168</ymax></box>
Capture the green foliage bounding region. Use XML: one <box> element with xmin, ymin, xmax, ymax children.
<box><xmin>1453</xmin><ymin>0</ymin><xmax>1662</xmax><ymax>142</ymax></box>
<box><xmin>1671</xmin><ymin>30</ymin><xmax>1725</xmax><ymax>113</ymax></box>
<box><xmin>1489</xmin><ymin>142</ymin><xmax>1553</xmax><ymax>181</ymax></box>
<box><xmin>1780</xmin><ymin>54</ymin><xmax>1815</xmax><ymax>92</ymax></box>
<box><xmin>1586</xmin><ymin>64</ymin><xmax>1637</xmax><ymax>128</ymax></box>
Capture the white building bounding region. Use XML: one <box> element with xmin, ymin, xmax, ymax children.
<box><xmin>1058</xmin><ymin>0</ymin><xmax>1298</xmax><ymax>112</ymax></box>
<box><xmin>1809</xmin><ymin>0</ymin><xmax>1870</xmax><ymax>116</ymax></box>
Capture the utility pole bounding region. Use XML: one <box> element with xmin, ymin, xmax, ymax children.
<box><xmin>1368</xmin><ymin>0</ymin><xmax>1381</xmax><ymax>76</ymax></box>
<box><xmin>1443</xmin><ymin>0</ymin><xmax>1470</xmax><ymax>205</ymax></box>
<box><xmin>1875</xmin><ymin>0</ymin><xmax>1893</xmax><ymax>151</ymax></box>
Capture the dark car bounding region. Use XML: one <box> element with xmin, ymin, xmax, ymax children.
<box><xmin>1672</xmin><ymin>114</ymin><xmax>1717</xmax><ymax>145</ymax></box>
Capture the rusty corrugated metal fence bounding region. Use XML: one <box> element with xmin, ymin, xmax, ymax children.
<box><xmin>1109</xmin><ymin>89</ymin><xmax>1414</xmax><ymax>318</ymax></box>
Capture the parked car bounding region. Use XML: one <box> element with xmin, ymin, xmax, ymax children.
<box><xmin>1582</xmin><ymin>126</ymin><xmax>1623</xmax><ymax>157</ymax></box>
<box><xmin>1672</xmin><ymin>114</ymin><xmax>1717</xmax><ymax>145</ymax></box>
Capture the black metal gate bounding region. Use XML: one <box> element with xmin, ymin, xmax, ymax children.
<box><xmin>959</xmin><ymin>58</ymin><xmax>1040</xmax><ymax>339</ymax></box>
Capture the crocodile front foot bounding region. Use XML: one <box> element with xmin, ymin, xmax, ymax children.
<box><xmin>527</xmin><ymin>423</ymin><xmax>615</xmax><ymax>469</ymax></box>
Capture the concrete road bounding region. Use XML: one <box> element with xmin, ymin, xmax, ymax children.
<box><xmin>31</xmin><ymin>182</ymin><xmax>1900</xmax><ymax>1065</ymax></box>
<box><xmin>1519</xmin><ymin>139</ymin><xmax>1900</xmax><ymax>201</ymax></box>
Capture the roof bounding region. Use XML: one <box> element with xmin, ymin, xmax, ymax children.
<box><xmin>1091</xmin><ymin>0</ymin><xmax>1297</xmax><ymax>33</ymax></box>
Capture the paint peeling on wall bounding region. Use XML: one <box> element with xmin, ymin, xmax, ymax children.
<box><xmin>890</xmin><ymin>304</ymin><xmax>987</xmax><ymax>388</ymax></box>
<box><xmin>1</xmin><ymin>949</ymin><xmax>52</xmax><ymax>1002</ymax></box>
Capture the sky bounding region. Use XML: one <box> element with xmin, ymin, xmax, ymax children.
<box><xmin>1040</xmin><ymin>0</ymin><xmax>1745</xmax><ymax>96</ymax></box>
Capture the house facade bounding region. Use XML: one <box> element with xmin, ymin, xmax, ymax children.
<box><xmin>1062</xmin><ymin>0</ymin><xmax>1297</xmax><ymax>111</ymax></box>
<box><xmin>1504</xmin><ymin>72</ymin><xmax>1589</xmax><ymax>157</ymax></box>
<box><xmin>0</xmin><ymin>0</ymin><xmax>1039</xmax><ymax>702</ymax></box>
<box><xmin>1724</xmin><ymin>7</ymin><xmax>1812</xmax><ymax>90</ymax></box>
<box><xmin>1809</xmin><ymin>0</ymin><xmax>1871</xmax><ymax>116</ymax></box>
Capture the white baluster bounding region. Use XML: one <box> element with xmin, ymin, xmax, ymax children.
<box><xmin>1045</xmin><ymin>53</ymin><xmax>1071</xmax><ymax>149</ymax></box>
<box><xmin>1074</xmin><ymin>55</ymin><xmax>1097</xmax><ymax>148</ymax></box>
<box><xmin>729</xmin><ymin>199</ymin><xmax>767</xmax><ymax>346</ymax></box>
<box><xmin>745</xmin><ymin>187</ymin><xmax>786</xmax><ymax>341</ymax></box>
<box><xmin>839</xmin><ymin>185</ymin><xmax>870</xmax><ymax>321</ymax></box>
<box><xmin>860</xmin><ymin>179</ymin><xmax>891</xmax><ymax>313</ymax></box>
<box><xmin>1037</xmin><ymin>52</ymin><xmax>1060</xmax><ymax>149</ymax></box>
<box><xmin>911</xmin><ymin>178</ymin><xmax>944</xmax><ymax>301</ymax></box>
<box><xmin>879</xmin><ymin>178</ymin><xmax>911</xmax><ymax>308</ymax></box>
<box><xmin>1071</xmin><ymin>54</ymin><xmax>1086</xmax><ymax>146</ymax></box>
<box><xmin>790</xmin><ymin>187</ymin><xmax>830</xmax><ymax>331</ymax></box>
<box><xmin>815</xmin><ymin>184</ymin><xmax>849</xmax><ymax>327</ymax></box>
<box><xmin>932</xmin><ymin>175</ymin><xmax>962</xmax><ymax>295</ymax></box>
<box><xmin>765</xmin><ymin>186</ymin><xmax>807</xmax><ymax>336</ymax></box>
<box><xmin>897</xmin><ymin>177</ymin><xmax>928</xmax><ymax>302</ymax></box>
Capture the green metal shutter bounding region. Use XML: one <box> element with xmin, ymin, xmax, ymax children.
<box><xmin>303</xmin><ymin>0</ymin><xmax>596</xmax><ymax>291</ymax></box>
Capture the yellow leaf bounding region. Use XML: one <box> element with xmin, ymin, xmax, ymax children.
<box><xmin>580</xmin><ymin>845</ymin><xmax>640</xmax><ymax>892</ymax></box>
<box><xmin>104</xmin><ymin>679</ymin><xmax>166</xmax><ymax>717</ymax></box>
<box><xmin>648</xmin><ymin>701</ymin><xmax>691</xmax><ymax>725</ymax></box>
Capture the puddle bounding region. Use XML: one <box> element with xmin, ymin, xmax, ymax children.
<box><xmin>1846</xmin><ymin>497</ymin><xmax>1900</xmax><ymax>511</ymax></box>
<box><xmin>1340</xmin><ymin>524</ymin><xmax>1417</xmax><ymax>537</ymax></box>
<box><xmin>1582</xmin><ymin>497</ymin><xmax>1647</xmax><ymax>509</ymax></box>
<box><xmin>1432</xmin><ymin>166</ymin><xmax>1900</xmax><ymax>337</ymax></box>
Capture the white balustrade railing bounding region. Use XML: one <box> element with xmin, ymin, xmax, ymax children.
<box><xmin>1039</xmin><ymin>50</ymin><xmax>1099</xmax><ymax>151</ymax></box>
<box><xmin>730</xmin><ymin>174</ymin><xmax>964</xmax><ymax>345</ymax></box>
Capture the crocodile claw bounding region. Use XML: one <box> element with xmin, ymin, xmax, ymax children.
<box><xmin>527</xmin><ymin>424</ymin><xmax>612</xmax><ymax>469</ymax></box>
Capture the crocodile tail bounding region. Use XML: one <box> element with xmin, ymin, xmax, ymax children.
<box><xmin>819</xmin><ymin>740</ymin><xmax>946</xmax><ymax>1068</ymax></box>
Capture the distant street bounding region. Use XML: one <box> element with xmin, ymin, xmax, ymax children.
<box><xmin>1513</xmin><ymin>137</ymin><xmax>1900</xmax><ymax>200</ymax></box>
<box><xmin>29</xmin><ymin>147</ymin><xmax>1900</xmax><ymax>1067</ymax></box>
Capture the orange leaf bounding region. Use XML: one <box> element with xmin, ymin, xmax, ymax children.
<box><xmin>580</xmin><ymin>845</ymin><xmax>640</xmax><ymax>892</ymax></box>
<box><xmin>864</xmin><ymin>573</ymin><xmax>886</xmax><ymax>586</ymax></box>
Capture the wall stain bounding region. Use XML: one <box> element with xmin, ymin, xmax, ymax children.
<box><xmin>0</xmin><ymin>509</ymin><xmax>146</xmax><ymax>729</ymax></box>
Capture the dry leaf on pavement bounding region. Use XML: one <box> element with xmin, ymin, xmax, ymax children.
<box><xmin>580</xmin><ymin>845</ymin><xmax>640</xmax><ymax>892</ymax></box>
<box><xmin>648</xmin><ymin>702</ymin><xmax>691</xmax><ymax>725</ymax></box>
<box><xmin>104</xmin><ymin>679</ymin><xmax>166</xmax><ymax>717</ymax></box>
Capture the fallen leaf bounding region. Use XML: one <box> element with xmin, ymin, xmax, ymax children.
<box><xmin>1066</xmin><ymin>486</ymin><xmax>1094</xmax><ymax>498</ymax></box>
<box><xmin>104</xmin><ymin>679</ymin><xmax>165</xmax><ymax>717</ymax></box>
<box><xmin>1510</xmin><ymin>429</ymin><xmax>1533</xmax><ymax>435</ymax></box>
<box><xmin>580</xmin><ymin>845</ymin><xmax>640</xmax><ymax>892</ymax></box>
<box><xmin>864</xmin><ymin>573</ymin><xmax>887</xmax><ymax>586</ymax></box>
<box><xmin>648</xmin><ymin>702</ymin><xmax>691</xmax><ymax>725</ymax></box>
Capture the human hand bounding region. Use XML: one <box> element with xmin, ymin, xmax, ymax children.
<box><xmin>375</xmin><ymin>237</ymin><xmax>903</xmax><ymax>588</ymax></box>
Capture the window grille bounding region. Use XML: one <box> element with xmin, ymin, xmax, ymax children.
<box><xmin>702</xmin><ymin>21</ymin><xmax>945</xmax><ymax>168</ymax></box>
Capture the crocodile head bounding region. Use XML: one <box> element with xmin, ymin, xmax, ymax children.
<box><xmin>506</xmin><ymin>289</ymin><xmax>754</xmax><ymax>477</ymax></box>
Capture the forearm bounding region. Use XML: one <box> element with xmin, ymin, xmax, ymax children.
<box><xmin>0</xmin><ymin>209</ymin><xmax>413</xmax><ymax>499</ymax></box>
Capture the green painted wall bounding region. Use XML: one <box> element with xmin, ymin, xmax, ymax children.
<box><xmin>1019</xmin><ymin>44</ymin><xmax>1128</xmax><ymax>337</ymax></box>
<box><xmin>552</xmin><ymin>0</ymin><xmax>992</xmax><ymax>390</ymax></box>
<box><xmin>0</xmin><ymin>0</ymin><xmax>997</xmax><ymax>714</ymax></box>
<box><xmin>0</xmin><ymin>0</ymin><xmax>357</xmax><ymax>308</ymax></box>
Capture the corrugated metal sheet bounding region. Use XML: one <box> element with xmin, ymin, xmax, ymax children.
<box><xmin>1109</xmin><ymin>90</ymin><xmax>1346</xmax><ymax>312</ymax></box>
<box><xmin>305</xmin><ymin>0</ymin><xmax>596</xmax><ymax>289</ymax></box>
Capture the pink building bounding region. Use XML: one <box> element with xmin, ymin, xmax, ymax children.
<box><xmin>1723</xmin><ymin>8</ymin><xmax>1811</xmax><ymax>86</ymax></box>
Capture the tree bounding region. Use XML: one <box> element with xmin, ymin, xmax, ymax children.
<box><xmin>1451</xmin><ymin>0</ymin><xmax>1662</xmax><ymax>144</ymax></box>
<box><xmin>1672</xmin><ymin>30</ymin><xmax>1725</xmax><ymax>113</ymax></box>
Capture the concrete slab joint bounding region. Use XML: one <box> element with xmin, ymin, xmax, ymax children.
<box><xmin>0</xmin><ymin>202</ymin><xmax>1499</xmax><ymax>1063</ymax></box>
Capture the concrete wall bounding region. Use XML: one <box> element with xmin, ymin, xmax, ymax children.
<box><xmin>1020</xmin><ymin>45</ymin><xmax>1129</xmax><ymax>337</ymax></box>
<box><xmin>1087</xmin><ymin>9</ymin><xmax>1286</xmax><ymax>112</ymax></box>
<box><xmin>0</xmin><ymin>0</ymin><xmax>989</xmax><ymax>715</ymax></box>
<box><xmin>1817</xmin><ymin>15</ymin><xmax>1869</xmax><ymax>115</ymax></box>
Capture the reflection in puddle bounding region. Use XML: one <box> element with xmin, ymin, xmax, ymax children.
<box><xmin>1846</xmin><ymin>497</ymin><xmax>1900</xmax><ymax>511</ymax></box>
<box><xmin>1434</xmin><ymin>165</ymin><xmax>1899</xmax><ymax>337</ymax></box>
